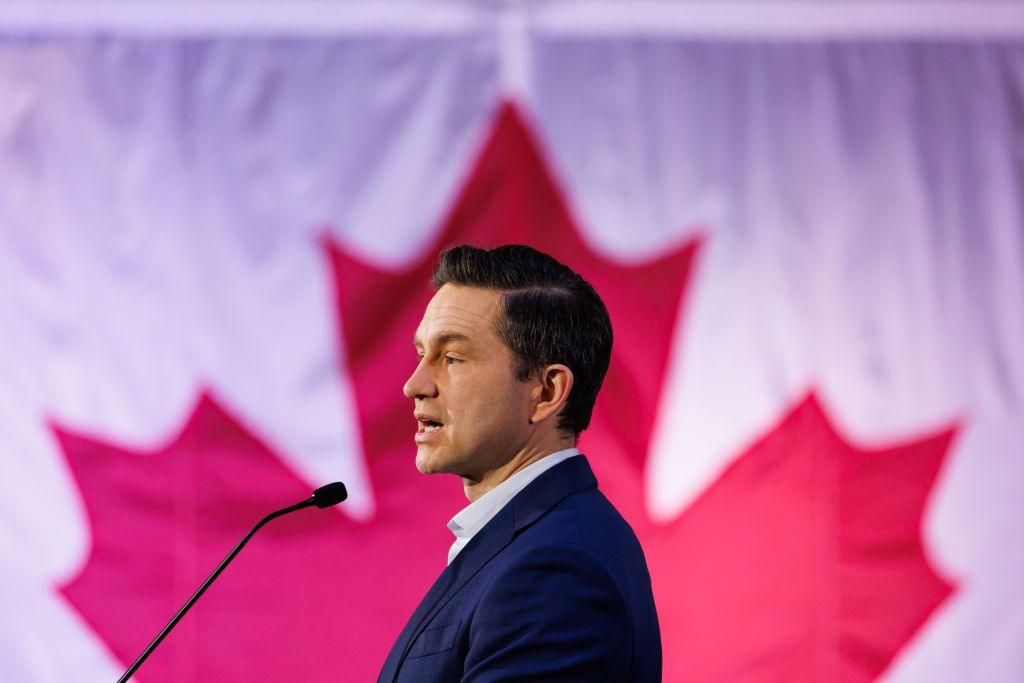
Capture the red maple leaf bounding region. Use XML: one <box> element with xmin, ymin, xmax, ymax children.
<box><xmin>56</xmin><ymin>392</ymin><xmax>461</xmax><ymax>682</ymax></box>
<box><xmin>644</xmin><ymin>394</ymin><xmax>956</xmax><ymax>681</ymax></box>
<box><xmin>56</xmin><ymin>101</ymin><xmax>956</xmax><ymax>682</ymax></box>
<box><xmin>327</xmin><ymin>102</ymin><xmax>957</xmax><ymax>681</ymax></box>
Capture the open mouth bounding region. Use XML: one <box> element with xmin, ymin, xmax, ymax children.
<box><xmin>415</xmin><ymin>416</ymin><xmax>445</xmax><ymax>441</ymax></box>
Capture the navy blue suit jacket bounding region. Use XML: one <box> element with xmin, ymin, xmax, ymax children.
<box><xmin>377</xmin><ymin>455</ymin><xmax>662</xmax><ymax>682</ymax></box>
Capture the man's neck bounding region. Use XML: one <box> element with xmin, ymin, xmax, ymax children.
<box><xmin>462</xmin><ymin>439</ymin><xmax>576</xmax><ymax>502</ymax></box>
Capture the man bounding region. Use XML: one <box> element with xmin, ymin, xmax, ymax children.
<box><xmin>377</xmin><ymin>244</ymin><xmax>661</xmax><ymax>682</ymax></box>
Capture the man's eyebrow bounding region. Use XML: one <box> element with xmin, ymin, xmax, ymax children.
<box><xmin>412</xmin><ymin>331</ymin><xmax>473</xmax><ymax>348</ymax></box>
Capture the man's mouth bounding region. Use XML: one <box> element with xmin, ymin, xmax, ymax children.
<box><xmin>415</xmin><ymin>415</ymin><xmax>445</xmax><ymax>442</ymax></box>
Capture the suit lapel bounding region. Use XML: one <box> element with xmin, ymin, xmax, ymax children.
<box><xmin>378</xmin><ymin>455</ymin><xmax>598</xmax><ymax>683</ymax></box>
<box><xmin>378</xmin><ymin>504</ymin><xmax>517</xmax><ymax>682</ymax></box>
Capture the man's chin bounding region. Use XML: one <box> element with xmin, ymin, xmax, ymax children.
<box><xmin>414</xmin><ymin>447</ymin><xmax>449</xmax><ymax>475</ymax></box>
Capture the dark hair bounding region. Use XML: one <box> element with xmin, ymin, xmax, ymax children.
<box><xmin>431</xmin><ymin>244</ymin><xmax>613</xmax><ymax>438</ymax></box>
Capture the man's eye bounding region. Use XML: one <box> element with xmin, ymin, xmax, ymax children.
<box><xmin>445</xmin><ymin>356</ymin><xmax>462</xmax><ymax>365</ymax></box>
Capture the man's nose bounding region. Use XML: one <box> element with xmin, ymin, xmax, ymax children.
<box><xmin>403</xmin><ymin>358</ymin><xmax>438</xmax><ymax>399</ymax></box>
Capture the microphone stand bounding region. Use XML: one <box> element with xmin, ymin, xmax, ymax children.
<box><xmin>116</xmin><ymin>482</ymin><xmax>347</xmax><ymax>683</ymax></box>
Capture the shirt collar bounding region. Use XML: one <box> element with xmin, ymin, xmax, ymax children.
<box><xmin>447</xmin><ymin>447</ymin><xmax>580</xmax><ymax>541</ymax></box>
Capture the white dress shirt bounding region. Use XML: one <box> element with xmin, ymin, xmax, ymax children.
<box><xmin>446</xmin><ymin>447</ymin><xmax>580</xmax><ymax>565</ymax></box>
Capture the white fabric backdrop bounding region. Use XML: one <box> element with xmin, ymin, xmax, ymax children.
<box><xmin>1</xmin><ymin>3</ymin><xmax>1022</xmax><ymax>681</ymax></box>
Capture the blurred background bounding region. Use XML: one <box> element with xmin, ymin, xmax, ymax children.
<box><xmin>1</xmin><ymin>1</ymin><xmax>1022</xmax><ymax>681</ymax></box>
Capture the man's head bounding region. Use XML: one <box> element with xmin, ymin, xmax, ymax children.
<box><xmin>403</xmin><ymin>244</ymin><xmax>613</xmax><ymax>483</ymax></box>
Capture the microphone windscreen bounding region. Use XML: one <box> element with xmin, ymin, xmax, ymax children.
<box><xmin>312</xmin><ymin>482</ymin><xmax>348</xmax><ymax>508</ymax></box>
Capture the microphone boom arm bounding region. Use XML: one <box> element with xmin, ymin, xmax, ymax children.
<box><xmin>116</xmin><ymin>482</ymin><xmax>347</xmax><ymax>683</ymax></box>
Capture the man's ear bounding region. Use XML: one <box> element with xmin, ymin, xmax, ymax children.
<box><xmin>529</xmin><ymin>364</ymin><xmax>574</xmax><ymax>425</ymax></box>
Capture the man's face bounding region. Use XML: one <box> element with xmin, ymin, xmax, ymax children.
<box><xmin>404</xmin><ymin>284</ymin><xmax>535</xmax><ymax>479</ymax></box>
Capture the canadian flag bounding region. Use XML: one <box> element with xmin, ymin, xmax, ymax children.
<box><xmin>1</xmin><ymin>4</ymin><xmax>1022</xmax><ymax>682</ymax></box>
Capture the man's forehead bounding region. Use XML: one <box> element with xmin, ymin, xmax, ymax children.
<box><xmin>414</xmin><ymin>285</ymin><xmax>501</xmax><ymax>344</ymax></box>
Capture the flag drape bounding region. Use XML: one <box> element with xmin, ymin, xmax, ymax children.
<box><xmin>1</xmin><ymin>6</ymin><xmax>1022</xmax><ymax>682</ymax></box>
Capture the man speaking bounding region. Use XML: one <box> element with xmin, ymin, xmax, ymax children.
<box><xmin>377</xmin><ymin>244</ymin><xmax>661</xmax><ymax>682</ymax></box>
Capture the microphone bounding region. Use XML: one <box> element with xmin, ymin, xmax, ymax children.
<box><xmin>116</xmin><ymin>482</ymin><xmax>348</xmax><ymax>683</ymax></box>
<box><xmin>311</xmin><ymin>481</ymin><xmax>348</xmax><ymax>508</ymax></box>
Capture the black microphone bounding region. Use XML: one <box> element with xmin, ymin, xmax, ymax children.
<box><xmin>116</xmin><ymin>482</ymin><xmax>348</xmax><ymax>683</ymax></box>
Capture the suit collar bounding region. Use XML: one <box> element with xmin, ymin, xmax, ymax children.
<box><xmin>510</xmin><ymin>453</ymin><xmax>597</xmax><ymax>531</ymax></box>
<box><xmin>447</xmin><ymin>447</ymin><xmax>581</xmax><ymax>544</ymax></box>
<box><xmin>378</xmin><ymin>454</ymin><xmax>597</xmax><ymax>682</ymax></box>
